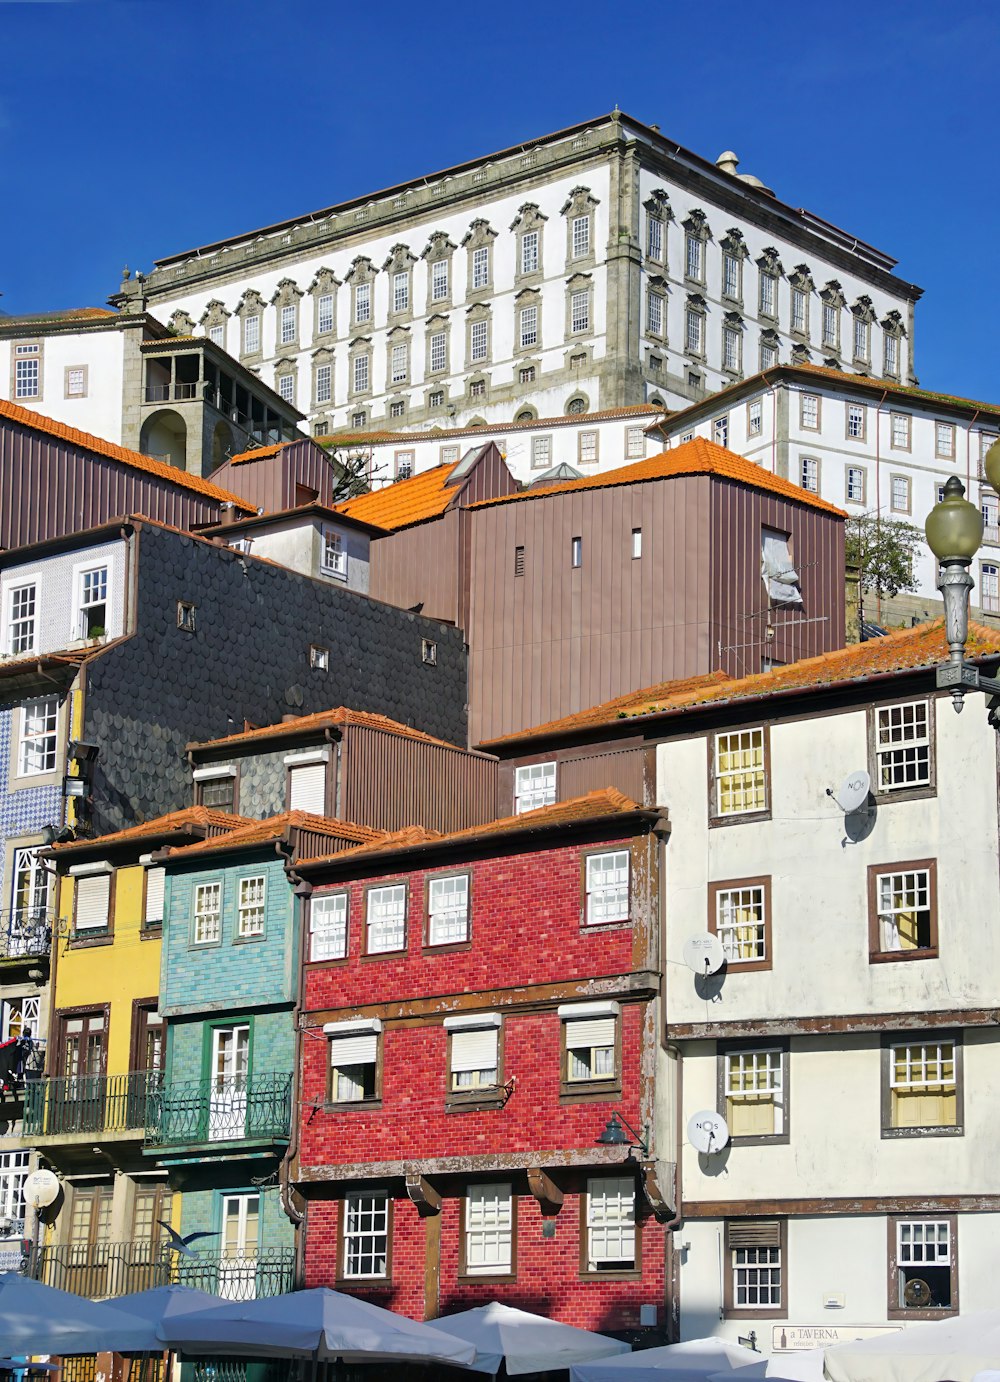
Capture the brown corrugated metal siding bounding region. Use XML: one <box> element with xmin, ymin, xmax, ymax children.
<box><xmin>368</xmin><ymin>508</ymin><xmax>463</xmax><ymax>625</ymax></box>
<box><xmin>1</xmin><ymin>419</ymin><xmax>227</xmax><ymax>549</ymax></box>
<box><xmin>212</xmin><ymin>438</ymin><xmax>340</xmax><ymax>511</ymax></box>
<box><xmin>340</xmin><ymin>723</ymin><xmax>497</xmax><ymax>833</ymax></box>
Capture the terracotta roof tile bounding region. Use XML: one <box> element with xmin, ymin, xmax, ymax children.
<box><xmin>48</xmin><ymin>807</ymin><xmax>253</xmax><ymax>853</ymax></box>
<box><xmin>329</xmin><ymin>402</ymin><xmax>668</xmax><ymax>447</ymax></box>
<box><xmin>163</xmin><ymin>811</ymin><xmax>382</xmax><ymax>858</ymax></box>
<box><xmin>187</xmin><ymin>705</ymin><xmax>466</xmax><ymax>754</ymax></box>
<box><xmin>0</xmin><ymin>307</ymin><xmax>117</xmax><ymax>325</ymax></box>
<box><xmin>793</xmin><ymin>363</ymin><xmax>1000</xmax><ymax>420</ymax></box>
<box><xmin>469</xmin><ymin>439</ymin><xmax>846</xmax><ymax>517</ymax></box>
<box><xmin>334</xmin><ymin>462</ymin><xmax>461</xmax><ymax>532</ymax></box>
<box><xmin>486</xmin><ymin>620</ymin><xmax>1000</xmax><ymax>745</ymax></box>
<box><xmin>298</xmin><ymin>788</ymin><xmax>644</xmax><ymax>868</ymax></box>
<box><xmin>0</xmin><ymin>399</ymin><xmax>255</xmax><ymax>512</ymax></box>
<box><xmin>229</xmin><ymin>440</ymin><xmax>297</xmax><ymax>465</ymax></box>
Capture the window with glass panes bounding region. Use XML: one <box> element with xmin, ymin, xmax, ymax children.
<box><xmin>2</xmin><ymin>993</ymin><xmax>39</xmax><ymax>1041</ymax></box>
<box><xmin>427</xmin><ymin>874</ymin><xmax>469</xmax><ymax>945</ymax></box>
<box><xmin>647</xmin><ymin>215</ymin><xmax>663</xmax><ymax>261</ymax></box>
<box><xmin>8</xmin><ymin>583</ymin><xmax>36</xmax><ymax>654</ymax></box>
<box><xmin>514</xmin><ymin>762</ymin><xmax>556</xmax><ymax>813</ymax></box>
<box><xmin>714</xmin><ymin>728</ymin><xmax>767</xmax><ymax>816</ymax></box>
<box><xmin>521</xmin><ymin>231</ymin><xmax>539</xmax><ymax>274</ymax></box>
<box><xmin>565</xmin><ymin>1013</ymin><xmax>616</xmax><ymax>1082</ymax></box>
<box><xmin>891</xmin><ymin>475</ymin><xmax>910</xmax><ymax>512</ymax></box>
<box><xmin>847</xmin><ymin>403</ymin><xmax>866</xmax><ymax>439</ymax></box>
<box><xmin>585</xmin><ymin>851</ymin><xmax>629</xmax><ymax>925</ymax></box>
<box><xmin>472</xmin><ymin>247</ymin><xmax>490</xmax><ymax>289</ymax></box>
<box><xmin>329</xmin><ymin>1028</ymin><xmax>378</xmax><ymax>1101</ymax></box>
<box><xmin>647</xmin><ymin>290</ymin><xmax>663</xmax><ymax>337</ymax></box>
<box><xmin>875</xmin><ymin>866</ymin><xmax>933</xmax><ymax>952</ymax></box>
<box><xmin>280</xmin><ymin>305</ymin><xmax>297</xmax><ymax>344</ymax></box>
<box><xmin>366</xmin><ymin>884</ymin><xmax>406</xmax><ymax>953</ymax></box>
<box><xmin>729</xmin><ymin>1221</ymin><xmax>782</xmax><ymax>1308</ymax></box>
<box><xmin>579</xmin><ymin>430</ymin><xmax>598</xmax><ymax>464</ymax></box>
<box><xmin>519</xmin><ymin>305</ymin><xmax>538</xmax><ymax>349</ymax></box>
<box><xmin>885</xmin><ymin>332</ymin><xmax>899</xmax><ymax>375</ymax></box>
<box><xmin>342</xmin><ymin>1193</ymin><xmax>388</xmax><ymax>1278</ymax></box>
<box><xmin>244</xmin><ymin>314</ymin><xmax>260</xmax><ymax>353</ymax></box>
<box><xmin>197</xmin><ymin>773</ymin><xmax>235</xmax><ymax>810</ymax></box>
<box><xmin>846</xmin><ymin>466</ymin><xmax>866</xmax><ymax>502</ymax></box>
<box><xmin>685</xmin><ymin>234</ymin><xmax>702</xmax><ymax>279</ymax></box>
<box><xmin>626</xmin><ymin>426</ymin><xmax>645</xmax><ymax>459</ymax></box>
<box><xmin>277</xmin><ymin>374</ymin><xmax>295</xmax><ymax>404</ymax></box>
<box><xmin>896</xmin><ymin>1220</ymin><xmax>954</xmax><ymax>1309</ymax></box>
<box><xmin>10</xmin><ymin>849</ymin><xmax>51</xmax><ymax>936</ymax></box>
<box><xmin>465</xmin><ymin>1184</ymin><xmax>512</xmax><ymax>1274</ymax></box>
<box><xmin>891</xmin><ymin>413</ymin><xmax>911</xmax><ymax>449</ymax></box>
<box><xmin>800</xmin><ymin>457</ymin><xmax>819</xmax><ymax>493</ymax></box>
<box><xmin>429</xmin><ymin>331</ymin><xmax>447</xmax><ymax>372</ymax></box>
<box><xmin>853</xmin><ymin>316</ymin><xmax>869</xmax><ymax>360</ymax></box>
<box><xmin>321</xmin><ymin>528</ymin><xmax>347</xmax><ymax>577</ymax></box>
<box><xmin>724</xmin><ymin>328</ymin><xmax>741</xmax><ymax>372</ymax></box>
<box><xmin>0</xmin><ymin>1152</ymin><xmax>28</xmax><ymax>1233</ymax></box>
<box><xmin>791</xmin><ymin>289</ymin><xmax>806</xmax><ymax>333</ymax></box>
<box><xmin>352</xmin><ymin>410</ymin><xmax>367</xmax><ymax>429</ymax></box>
<box><xmin>935</xmin><ymin>422</ymin><xmax>955</xmax><ymax>459</ymax></box>
<box><xmin>822</xmin><ymin>302</ymin><xmax>838</xmax><ymax>346</ymax></box>
<box><xmin>800</xmin><ymin>394</ymin><xmax>819</xmax><ymax>429</ymax></box>
<box><xmin>209</xmin><ymin>325</ymin><xmax>224</xmax><ymax>346</ymax></box>
<box><xmin>760</xmin><ymin>341</ymin><xmax>777</xmax><ymax>370</ymax></box>
<box><xmin>66</xmin><ymin>367</ymin><xmax>86</xmax><ymax>396</ymax></box>
<box><xmin>143</xmin><ymin>867</ymin><xmax>165</xmax><ymax>929</ymax></box>
<box><xmin>586</xmin><ymin>1178</ymin><xmax>635</xmax><ymax>1271</ymax></box>
<box><xmin>310</xmin><ymin>893</ymin><xmax>348</xmax><ymax>961</ymax></box>
<box><xmin>14</xmin><ymin>345</ymin><xmax>39</xmax><ymax>398</ymax></box>
<box><xmin>392</xmin><ymin>272</ymin><xmax>409</xmax><ymax>313</ymax></box>
<box><xmin>316</xmin><ymin>294</ymin><xmax>334</xmax><ymax>334</ymax></box>
<box><xmin>471</xmin><ymin>320</ymin><xmax>488</xmax><ymax>361</ymax></box>
<box><xmin>724</xmin><ymin>254</ymin><xmax>740</xmax><ymax>299</ymax></box>
<box><xmin>725</xmin><ymin>1048</ymin><xmax>783</xmax><ymax>1136</ymax></box>
<box><xmin>391</xmin><ymin>342</ymin><xmax>408</xmax><ymax>383</ymax></box>
<box><xmin>981</xmin><ymin>563</ymin><xmax>1000</xmax><ymax>612</ymax></box>
<box><xmin>875</xmin><ymin>700</ymin><xmax>931</xmax><ymax>790</ymax></box>
<box><xmin>889</xmin><ymin>1041</ymin><xmax>956</xmax><ymax>1128</ymax></box>
<box><xmin>715</xmin><ymin>883</ymin><xmax>767</xmax><ymax>963</ymax></box>
<box><xmin>18</xmin><ymin>696</ymin><xmax>58</xmax><ymax>776</ymax></box>
<box><xmin>531</xmin><ymin>435</ymin><xmax>551</xmax><ymax>469</ymax></box>
<box><xmin>430</xmin><ymin>259</ymin><xmax>449</xmax><ymax>302</ymax></box>
<box><xmin>193</xmin><ymin>882</ymin><xmax>222</xmax><ymax>945</ymax></box>
<box><xmin>748</xmin><ymin>400</ymin><xmax>762</xmax><ymax>436</ymax></box>
<box><xmin>237</xmin><ymin>875</ymin><xmax>266</xmax><ymax>938</ymax></box>
<box><xmin>570</xmin><ymin>290</ymin><xmax>589</xmax><ymax>333</ymax></box>
<box><xmin>353</xmin><ymin>353</ymin><xmax>369</xmax><ymax>393</ymax></box>
<box><xmin>450</xmin><ymin>1024</ymin><xmax>498</xmax><ymax>1089</ymax></box>
<box><xmin>759</xmin><ymin>271</ymin><xmax>775</xmax><ymax>316</ymax></box>
<box><xmin>354</xmin><ymin>282</ymin><xmax>371</xmax><ymax>324</ymax></box>
<box><xmin>712</xmin><ymin>415</ymin><xmax>729</xmax><ymax>447</ymax></box>
<box><xmin>315</xmin><ymin>364</ymin><xmax>332</xmax><ymax>404</ymax></box>
<box><xmin>520</xmin><ymin>365</ymin><xmax>536</xmax><ymax>384</ymax></box>
<box><xmin>685</xmin><ymin>309</ymin><xmax>703</xmax><ymax>354</ymax></box>
<box><xmin>571</xmin><ymin>216</ymin><xmax>590</xmax><ymax>258</ymax></box>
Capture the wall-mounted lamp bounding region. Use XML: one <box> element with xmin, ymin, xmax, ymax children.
<box><xmin>595</xmin><ymin>1111</ymin><xmax>649</xmax><ymax>1157</ymax></box>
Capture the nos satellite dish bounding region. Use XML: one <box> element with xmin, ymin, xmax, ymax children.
<box><xmin>23</xmin><ymin>1168</ymin><xmax>59</xmax><ymax>1210</ymax></box>
<box><xmin>687</xmin><ymin>1110</ymin><xmax>730</xmax><ymax>1154</ymax></box>
<box><xmin>827</xmin><ymin>769</ymin><xmax>871</xmax><ymax>814</ymax></box>
<box><xmin>683</xmin><ymin>933</ymin><xmax>726</xmax><ymax>975</ymax></box>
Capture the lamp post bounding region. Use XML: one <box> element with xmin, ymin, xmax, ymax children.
<box><xmin>924</xmin><ymin>450</ymin><xmax>1000</xmax><ymax>720</ymax></box>
<box><xmin>595</xmin><ymin>1111</ymin><xmax>650</xmax><ymax>1157</ymax></box>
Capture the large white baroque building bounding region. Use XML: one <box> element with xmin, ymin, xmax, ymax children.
<box><xmin>116</xmin><ymin>111</ymin><xmax>922</xmax><ymax>440</ymax></box>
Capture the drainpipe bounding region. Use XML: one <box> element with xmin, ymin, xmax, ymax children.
<box><xmin>761</xmin><ymin>370</ymin><xmax>779</xmax><ymax>474</ymax></box>
<box><xmin>276</xmin><ymin>835</ymin><xmax>308</xmax><ymax>1287</ymax></box>
<box><xmin>652</xmin><ymin>814</ymin><xmax>684</xmax><ymax>1339</ymax></box>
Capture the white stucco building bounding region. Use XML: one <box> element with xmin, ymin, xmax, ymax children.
<box><xmin>116</xmin><ymin>112</ymin><xmax>920</xmax><ymax>441</ymax></box>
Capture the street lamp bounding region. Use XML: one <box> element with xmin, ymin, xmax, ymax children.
<box><xmin>595</xmin><ymin>1111</ymin><xmax>650</xmax><ymax>1157</ymax></box>
<box><xmin>924</xmin><ymin>453</ymin><xmax>1000</xmax><ymax>719</ymax></box>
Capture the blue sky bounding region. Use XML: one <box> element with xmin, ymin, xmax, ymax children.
<box><xmin>1</xmin><ymin>0</ymin><xmax>997</xmax><ymax>400</ymax></box>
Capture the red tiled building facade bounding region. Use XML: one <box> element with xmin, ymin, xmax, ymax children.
<box><xmin>295</xmin><ymin>791</ymin><xmax>672</xmax><ymax>1336</ymax></box>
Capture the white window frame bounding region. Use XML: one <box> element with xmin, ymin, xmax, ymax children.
<box><xmin>427</xmin><ymin>873</ymin><xmax>470</xmax><ymax>946</ymax></box>
<box><xmin>7</xmin><ymin>582</ymin><xmax>37</xmax><ymax>656</ymax></box>
<box><xmin>715</xmin><ymin>883</ymin><xmax>767</xmax><ymax>963</ymax></box>
<box><xmin>243</xmin><ymin>314</ymin><xmax>260</xmax><ymax>354</ymax></box>
<box><xmin>521</xmin><ymin>231</ymin><xmax>539</xmax><ymax>275</ymax></box>
<box><xmin>354</xmin><ymin>282</ymin><xmax>371</xmax><ymax>325</ymax></box>
<box><xmin>390</xmin><ymin>341</ymin><xmax>408</xmax><ymax>384</ymax></box>
<box><xmin>647</xmin><ymin>290</ymin><xmax>663</xmax><ymax>338</ymax></box>
<box><xmin>277</xmin><ymin>373</ymin><xmax>295</xmax><ymax>405</ymax></box>
<box><xmin>471</xmin><ymin>246</ymin><xmax>490</xmax><ymax>290</ymax></box>
<box><xmin>309</xmin><ymin>892</ymin><xmax>348</xmax><ymax>962</ymax></box>
<box><xmin>935</xmin><ymin>422</ymin><xmax>956</xmax><ymax>460</ymax></box>
<box><xmin>279</xmin><ymin>304</ymin><xmax>297</xmax><ymax>345</ymax></box>
<box><xmin>514</xmin><ymin>761</ymin><xmax>556</xmax><ymax>814</ymax></box>
<box><xmin>585</xmin><ymin>1177</ymin><xmax>636</xmax><ymax>1272</ymax></box>
<box><xmin>847</xmin><ymin>403</ymin><xmax>866</xmax><ymax>440</ymax></box>
<box><xmin>237</xmin><ymin>874</ymin><xmax>266</xmax><ymax>939</ymax></box>
<box><xmin>392</xmin><ymin>271</ymin><xmax>410</xmax><ymax>313</ymax></box>
<box><xmin>352</xmin><ymin>352</ymin><xmax>370</xmax><ymax>394</ymax></box>
<box><xmin>685</xmin><ymin>234</ymin><xmax>702</xmax><ymax>280</ymax></box>
<box><xmin>342</xmin><ymin>1192</ymin><xmax>389</xmax><ymax>1279</ymax></box>
<box><xmin>315</xmin><ymin>363</ymin><xmax>332</xmax><ymax>405</ymax></box>
<box><xmin>465</xmin><ymin>1183</ymin><xmax>513</xmax><ymax>1275</ymax></box>
<box><xmin>846</xmin><ymin>465</ymin><xmax>866</xmax><ymax>503</ymax></box>
<box><xmin>18</xmin><ymin>696</ymin><xmax>59</xmax><ymax>777</ymax></box>
<box><xmin>366</xmin><ymin>884</ymin><xmax>406</xmax><ymax>954</ymax></box>
<box><xmin>725</xmin><ymin>1047</ymin><xmax>784</xmax><ymax>1134</ymax></box>
<box><xmin>571</xmin><ymin>215</ymin><xmax>591</xmax><ymax>259</ymax></box>
<box><xmin>800</xmin><ymin>393</ymin><xmax>820</xmax><ymax>430</ymax></box>
<box><xmin>321</xmin><ymin>527</ymin><xmax>347</xmax><ymax>578</ymax></box>
<box><xmin>470</xmin><ymin>319</ymin><xmax>489</xmax><ymax>363</ymax></box>
<box><xmin>519</xmin><ymin>304</ymin><xmax>538</xmax><ymax>349</ymax></box>
<box><xmin>316</xmin><ymin>293</ymin><xmax>335</xmax><ymax>335</ymax></box>
<box><xmin>626</xmin><ymin>426</ymin><xmax>645</xmax><ymax>460</ymax></box>
<box><xmin>429</xmin><ymin>330</ymin><xmax>447</xmax><ymax>373</ymax></box>
<box><xmin>531</xmin><ymin>435</ymin><xmax>551</xmax><ymax>470</ymax></box>
<box><xmin>799</xmin><ymin>456</ymin><xmax>819</xmax><ymax>493</ymax></box>
<box><xmin>891</xmin><ymin>475</ymin><xmax>911</xmax><ymax>514</ymax></box>
<box><xmin>891</xmin><ymin>413</ymin><xmax>911</xmax><ymax>450</ymax></box>
<box><xmin>585</xmin><ymin>851</ymin><xmax>630</xmax><ymax>926</ymax></box>
<box><xmin>875</xmin><ymin>699</ymin><xmax>931</xmax><ymax>792</ymax></box>
<box><xmin>981</xmin><ymin>562</ymin><xmax>1000</xmax><ymax>613</ymax></box>
<box><xmin>570</xmin><ymin>290</ymin><xmax>590</xmax><ymax>335</ymax></box>
<box><xmin>714</xmin><ymin>728</ymin><xmax>767</xmax><ymax>817</ymax></box>
<box><xmin>193</xmin><ymin>881</ymin><xmax>222</xmax><ymax>946</ymax></box>
<box><xmin>431</xmin><ymin>259</ymin><xmax>449</xmax><ymax>302</ymax></box>
<box><xmin>748</xmin><ymin>400</ymin><xmax>763</xmax><ymax>437</ymax></box>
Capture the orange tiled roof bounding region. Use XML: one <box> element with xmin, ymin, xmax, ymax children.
<box><xmin>334</xmin><ymin>461</ymin><xmax>461</xmax><ymax>532</ymax></box>
<box><xmin>298</xmin><ymin>788</ymin><xmax>645</xmax><ymax>867</ymax></box>
<box><xmin>187</xmin><ymin>706</ymin><xmax>464</xmax><ymax>754</ymax></box>
<box><xmin>328</xmin><ymin>403</ymin><xmax>668</xmax><ymax>448</ymax></box>
<box><xmin>228</xmin><ymin>441</ymin><xmax>299</xmax><ymax>465</ymax></box>
<box><xmin>793</xmin><ymin>363</ymin><xmax>1000</xmax><ymax>419</ymax></box>
<box><xmin>163</xmin><ymin>811</ymin><xmax>383</xmax><ymax>858</ymax></box>
<box><xmin>47</xmin><ymin>807</ymin><xmax>253</xmax><ymax>854</ymax></box>
<box><xmin>0</xmin><ymin>307</ymin><xmax>117</xmax><ymax>325</ymax></box>
<box><xmin>484</xmin><ymin>620</ymin><xmax>1000</xmax><ymax>745</ymax></box>
<box><xmin>0</xmin><ymin>399</ymin><xmax>256</xmax><ymax>512</ymax></box>
<box><xmin>469</xmin><ymin>438</ymin><xmax>846</xmax><ymax>518</ymax></box>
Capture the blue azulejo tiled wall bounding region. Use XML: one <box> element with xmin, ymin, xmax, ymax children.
<box><xmin>0</xmin><ymin>702</ymin><xmax>65</xmax><ymax>916</ymax></box>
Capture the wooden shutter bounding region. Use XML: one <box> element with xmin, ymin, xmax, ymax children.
<box><xmin>451</xmin><ymin>1028</ymin><xmax>497</xmax><ymax>1072</ymax></box>
<box><xmin>75</xmin><ymin>875</ymin><xmax>110</xmax><ymax>931</ymax></box>
<box><xmin>144</xmin><ymin>868</ymin><xmax>165</xmax><ymax>924</ymax></box>
<box><xmin>289</xmin><ymin>763</ymin><xmax>326</xmax><ymax>814</ymax></box>
<box><xmin>726</xmin><ymin>1220</ymin><xmax>781</xmax><ymax>1248</ymax></box>
<box><xmin>330</xmin><ymin>1033</ymin><xmax>377</xmax><ymax>1066</ymax></box>
<box><xmin>566</xmin><ymin>1017</ymin><xmax>615</xmax><ymax>1049</ymax></box>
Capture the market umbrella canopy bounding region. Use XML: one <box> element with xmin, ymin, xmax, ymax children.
<box><xmin>426</xmin><ymin>1301</ymin><xmax>631</xmax><ymax>1375</ymax></box>
<box><xmin>113</xmin><ymin>1284</ymin><xmax>233</xmax><ymax>1325</ymax></box>
<box><xmin>824</xmin><ymin>1310</ymin><xmax>1000</xmax><ymax>1382</ymax></box>
<box><xmin>572</xmin><ymin>1338</ymin><xmax>761</xmax><ymax>1382</ymax></box>
<box><xmin>708</xmin><ymin>1355</ymin><xmax>825</xmax><ymax>1382</ymax></box>
<box><xmin>0</xmin><ymin>1272</ymin><xmax>156</xmax><ymax>1355</ymax></box>
<box><xmin>157</xmin><ymin>1286</ymin><xmax>478</xmax><ymax>1365</ymax></box>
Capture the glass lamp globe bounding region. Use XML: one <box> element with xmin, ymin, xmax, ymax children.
<box><xmin>985</xmin><ymin>440</ymin><xmax>1000</xmax><ymax>498</ymax></box>
<box><xmin>925</xmin><ymin>475</ymin><xmax>983</xmax><ymax>563</ymax></box>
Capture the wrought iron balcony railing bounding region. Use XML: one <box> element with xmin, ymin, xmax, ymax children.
<box><xmin>144</xmin><ymin>1072</ymin><xmax>292</xmax><ymax>1148</ymax></box>
<box><xmin>31</xmin><ymin>1242</ymin><xmax>294</xmax><ymax>1301</ymax></box>
<box><xmin>0</xmin><ymin>908</ymin><xmax>53</xmax><ymax>960</ymax></box>
<box><xmin>24</xmin><ymin>1070</ymin><xmax>160</xmax><ymax>1138</ymax></box>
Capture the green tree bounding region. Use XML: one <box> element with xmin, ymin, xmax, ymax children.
<box><xmin>845</xmin><ymin>512</ymin><xmax>922</xmax><ymax>600</ymax></box>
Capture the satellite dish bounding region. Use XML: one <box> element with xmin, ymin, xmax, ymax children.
<box><xmin>827</xmin><ymin>769</ymin><xmax>871</xmax><ymax>814</ymax></box>
<box><xmin>683</xmin><ymin>933</ymin><xmax>726</xmax><ymax>975</ymax></box>
<box><xmin>23</xmin><ymin>1168</ymin><xmax>59</xmax><ymax>1210</ymax></box>
<box><xmin>687</xmin><ymin>1110</ymin><xmax>730</xmax><ymax>1154</ymax></box>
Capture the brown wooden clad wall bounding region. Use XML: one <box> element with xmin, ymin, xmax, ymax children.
<box><xmin>340</xmin><ymin>723</ymin><xmax>496</xmax><ymax>833</ymax></box>
<box><xmin>212</xmin><ymin>438</ymin><xmax>338</xmax><ymax>511</ymax></box>
<box><xmin>467</xmin><ymin>476</ymin><xmax>715</xmax><ymax>743</ymax></box>
<box><xmin>367</xmin><ymin>509</ymin><xmax>463</xmax><ymax>625</ymax></box>
<box><xmin>709</xmin><ymin>482</ymin><xmax>845</xmax><ymax>678</ymax></box>
<box><xmin>0</xmin><ymin>421</ymin><xmax>225</xmax><ymax>550</ymax></box>
<box><xmin>558</xmin><ymin>747</ymin><xmax>648</xmax><ymax>804</ymax></box>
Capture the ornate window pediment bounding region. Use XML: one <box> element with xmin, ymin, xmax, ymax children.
<box><xmin>382</xmin><ymin>244</ymin><xmax>417</xmax><ymax>274</ymax></box>
<box><xmin>311</xmin><ymin>346</ymin><xmax>334</xmax><ymax>364</ymax></box>
<box><xmin>852</xmin><ymin>295</ymin><xmax>876</xmax><ymax>323</ymax></box>
<box><xmin>168</xmin><ymin>309</ymin><xmax>195</xmax><ymax>335</ymax></box>
<box><xmin>643</xmin><ymin>189</ymin><xmax>674</xmax><ymax>220</ymax></box>
<box><xmin>820</xmin><ymin>279</ymin><xmax>846</xmax><ymax>308</ymax></box>
<box><xmin>760</xmin><ymin>327</ymin><xmax>780</xmax><ymax>348</ymax></box>
<box><xmin>271</xmin><ymin>278</ymin><xmax>303</xmax><ymax>307</ymax></box>
<box><xmin>308</xmin><ymin>267</ymin><xmax>340</xmax><ymax>295</ymax></box>
<box><xmin>386</xmin><ymin>324</ymin><xmax>411</xmax><ymax>341</ymax></box>
<box><xmin>881</xmin><ymin>309</ymin><xmax>905</xmax><ymax>335</ymax></box>
<box><xmin>200</xmin><ymin>299</ymin><xmax>230</xmax><ymax>329</ymax></box>
<box><xmin>789</xmin><ymin>264</ymin><xmax>814</xmax><ymax>291</ymax></box>
<box><xmin>566</xmin><ymin>271</ymin><xmax>593</xmax><ymax>291</ymax></box>
<box><xmin>426</xmin><ymin>312</ymin><xmax>450</xmax><ymax>328</ymax></box>
<box><xmin>683</xmin><ymin>208</ymin><xmax>711</xmax><ymax>238</ymax></box>
<box><xmin>235</xmin><ymin>289</ymin><xmax>265</xmax><ymax>317</ymax></box>
<box><xmin>422</xmin><ymin>231</ymin><xmax>457</xmax><ymax>261</ymax></box>
<box><xmin>344</xmin><ymin>256</ymin><xmax>375</xmax><ymax>284</ymax></box>
<box><xmin>461</xmin><ymin>219</ymin><xmax>497</xmax><ymax>249</ymax></box>
<box><xmin>720</xmin><ymin>228</ymin><xmax>748</xmax><ymax>258</ymax></box>
<box><xmin>757</xmin><ymin>246</ymin><xmax>783</xmax><ymax>276</ymax></box>
<box><xmin>647</xmin><ymin>272</ymin><xmax>669</xmax><ymax>290</ymax></box>
<box><xmin>561</xmin><ymin>186</ymin><xmax>599</xmax><ymax>217</ymax></box>
<box><xmin>791</xmin><ymin>343</ymin><xmax>812</xmax><ymax>364</ymax></box>
<box><xmin>510</xmin><ymin>202</ymin><xmax>548</xmax><ymax>232</ymax></box>
<box><xmin>514</xmin><ymin>286</ymin><xmax>541</xmax><ymax>304</ymax></box>
<box><xmin>686</xmin><ymin>292</ymin><xmax>707</xmax><ymax>310</ymax></box>
<box><xmin>724</xmin><ymin>310</ymin><xmax>744</xmax><ymax>329</ymax></box>
<box><xmin>465</xmin><ymin>300</ymin><xmax>492</xmax><ymax>322</ymax></box>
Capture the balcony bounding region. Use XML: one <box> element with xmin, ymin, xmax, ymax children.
<box><xmin>24</xmin><ymin>1071</ymin><xmax>159</xmax><ymax>1139</ymax></box>
<box><xmin>32</xmin><ymin>1242</ymin><xmax>295</xmax><ymax>1301</ymax></box>
<box><xmin>145</xmin><ymin>1072</ymin><xmax>292</xmax><ymax>1149</ymax></box>
<box><xmin>0</xmin><ymin>908</ymin><xmax>52</xmax><ymax>961</ymax></box>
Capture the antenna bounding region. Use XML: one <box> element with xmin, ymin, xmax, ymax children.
<box><xmin>826</xmin><ymin>769</ymin><xmax>871</xmax><ymax>814</ymax></box>
<box><xmin>683</xmin><ymin>933</ymin><xmax>726</xmax><ymax>976</ymax></box>
<box><xmin>687</xmin><ymin>1111</ymin><xmax>730</xmax><ymax>1155</ymax></box>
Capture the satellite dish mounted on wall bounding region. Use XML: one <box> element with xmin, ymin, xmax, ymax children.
<box><xmin>826</xmin><ymin>769</ymin><xmax>871</xmax><ymax>814</ymax></box>
<box><xmin>687</xmin><ymin>1110</ymin><xmax>730</xmax><ymax>1154</ymax></box>
<box><xmin>23</xmin><ymin>1168</ymin><xmax>59</xmax><ymax>1210</ymax></box>
<box><xmin>683</xmin><ymin>933</ymin><xmax>726</xmax><ymax>976</ymax></box>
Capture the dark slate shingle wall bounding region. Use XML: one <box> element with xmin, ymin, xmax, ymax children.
<box><xmin>85</xmin><ymin>524</ymin><xmax>468</xmax><ymax>832</ymax></box>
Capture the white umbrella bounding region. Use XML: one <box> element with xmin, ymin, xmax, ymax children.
<box><xmin>824</xmin><ymin>1310</ymin><xmax>1000</xmax><ymax>1382</ymax></box>
<box><xmin>708</xmin><ymin>1352</ymin><xmax>826</xmax><ymax>1382</ymax></box>
<box><xmin>571</xmin><ymin>1337</ymin><xmax>761</xmax><ymax>1382</ymax></box>
<box><xmin>426</xmin><ymin>1301</ymin><xmax>630</xmax><ymax>1375</ymax></box>
<box><xmin>157</xmin><ymin>1286</ymin><xmax>476</xmax><ymax>1365</ymax></box>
